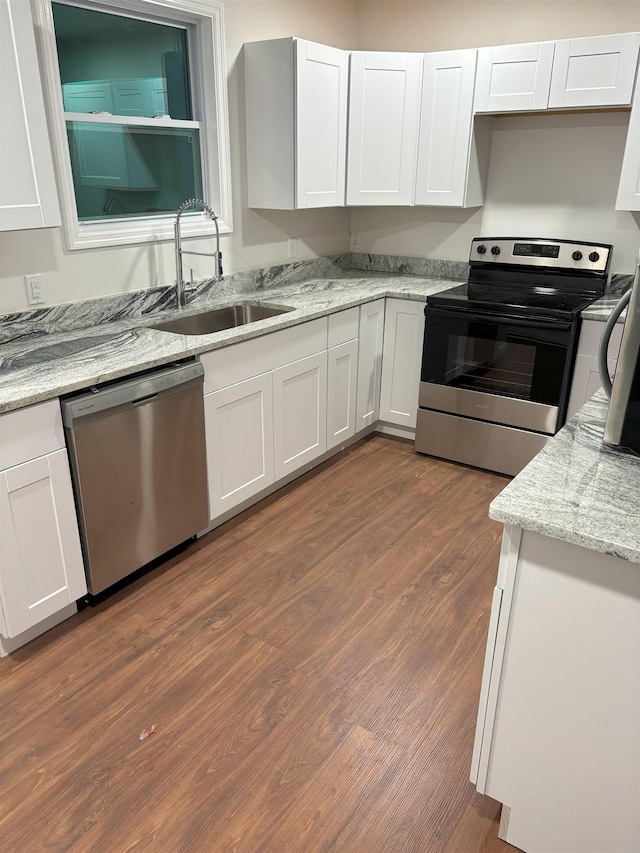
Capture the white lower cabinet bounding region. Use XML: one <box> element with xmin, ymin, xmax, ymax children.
<box><xmin>356</xmin><ymin>299</ymin><xmax>386</xmax><ymax>430</ymax></box>
<box><xmin>0</xmin><ymin>401</ymin><xmax>86</xmax><ymax>641</ymax></box>
<box><xmin>204</xmin><ymin>372</ymin><xmax>275</xmax><ymax>519</ymax></box>
<box><xmin>201</xmin><ymin>318</ymin><xmax>329</xmax><ymax>523</ymax></box>
<box><xmin>379</xmin><ymin>299</ymin><xmax>425</xmax><ymax>429</ymax></box>
<box><xmin>472</xmin><ymin>526</ymin><xmax>639</xmax><ymax>853</ymax></box>
<box><xmin>273</xmin><ymin>351</ymin><xmax>327</xmax><ymax>480</ymax></box>
<box><xmin>327</xmin><ymin>339</ymin><xmax>358</xmax><ymax>450</ymax></box>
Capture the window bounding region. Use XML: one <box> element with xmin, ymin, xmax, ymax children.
<box><xmin>35</xmin><ymin>0</ymin><xmax>232</xmax><ymax>250</ymax></box>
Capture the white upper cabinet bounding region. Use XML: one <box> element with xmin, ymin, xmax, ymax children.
<box><xmin>245</xmin><ymin>37</ymin><xmax>348</xmax><ymax>209</ymax></box>
<box><xmin>474</xmin><ymin>42</ymin><xmax>555</xmax><ymax>113</ymax></box>
<box><xmin>415</xmin><ymin>49</ymin><xmax>491</xmax><ymax>207</ymax></box>
<box><xmin>347</xmin><ymin>52</ymin><xmax>423</xmax><ymax>205</ymax></box>
<box><xmin>616</xmin><ymin>56</ymin><xmax>640</xmax><ymax>211</ymax></box>
<box><xmin>0</xmin><ymin>0</ymin><xmax>60</xmax><ymax>231</ymax></box>
<box><xmin>549</xmin><ymin>33</ymin><xmax>640</xmax><ymax>108</ymax></box>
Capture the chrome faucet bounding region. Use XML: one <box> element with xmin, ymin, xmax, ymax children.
<box><xmin>174</xmin><ymin>198</ymin><xmax>223</xmax><ymax>308</ymax></box>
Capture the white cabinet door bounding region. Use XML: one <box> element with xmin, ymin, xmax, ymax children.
<box><xmin>273</xmin><ymin>352</ymin><xmax>328</xmax><ymax>480</ymax></box>
<box><xmin>549</xmin><ymin>33</ymin><xmax>640</xmax><ymax>108</ymax></box>
<box><xmin>0</xmin><ymin>450</ymin><xmax>86</xmax><ymax>639</ymax></box>
<box><xmin>245</xmin><ymin>37</ymin><xmax>348</xmax><ymax>209</ymax></box>
<box><xmin>327</xmin><ymin>339</ymin><xmax>358</xmax><ymax>450</ymax></box>
<box><xmin>296</xmin><ymin>39</ymin><xmax>349</xmax><ymax>208</ymax></box>
<box><xmin>0</xmin><ymin>0</ymin><xmax>60</xmax><ymax>231</ymax></box>
<box><xmin>416</xmin><ymin>48</ymin><xmax>491</xmax><ymax>208</ymax></box>
<box><xmin>379</xmin><ymin>299</ymin><xmax>425</xmax><ymax>429</ymax></box>
<box><xmin>356</xmin><ymin>299</ymin><xmax>386</xmax><ymax>430</ymax></box>
<box><xmin>474</xmin><ymin>42</ymin><xmax>555</xmax><ymax>113</ymax></box>
<box><xmin>204</xmin><ymin>373</ymin><xmax>275</xmax><ymax>520</ymax></box>
<box><xmin>616</xmin><ymin>60</ymin><xmax>640</xmax><ymax>211</ymax></box>
<box><xmin>347</xmin><ymin>51</ymin><xmax>423</xmax><ymax>205</ymax></box>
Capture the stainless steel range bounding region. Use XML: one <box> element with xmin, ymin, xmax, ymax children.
<box><xmin>415</xmin><ymin>237</ymin><xmax>612</xmax><ymax>476</ymax></box>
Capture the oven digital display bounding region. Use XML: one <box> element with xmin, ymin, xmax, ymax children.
<box><xmin>513</xmin><ymin>243</ymin><xmax>560</xmax><ymax>258</ymax></box>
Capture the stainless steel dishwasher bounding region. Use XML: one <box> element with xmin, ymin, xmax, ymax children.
<box><xmin>62</xmin><ymin>360</ymin><xmax>208</xmax><ymax>595</ymax></box>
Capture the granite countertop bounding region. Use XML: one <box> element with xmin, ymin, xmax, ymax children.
<box><xmin>581</xmin><ymin>292</ymin><xmax>628</xmax><ymax>322</ymax></box>
<box><xmin>0</xmin><ymin>271</ymin><xmax>457</xmax><ymax>415</ymax></box>
<box><xmin>489</xmin><ymin>390</ymin><xmax>640</xmax><ymax>564</ymax></box>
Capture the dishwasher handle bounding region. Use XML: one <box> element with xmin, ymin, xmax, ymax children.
<box><xmin>62</xmin><ymin>360</ymin><xmax>204</xmax><ymax>428</ymax></box>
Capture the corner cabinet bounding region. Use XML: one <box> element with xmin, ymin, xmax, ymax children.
<box><xmin>0</xmin><ymin>401</ymin><xmax>86</xmax><ymax>642</ymax></box>
<box><xmin>0</xmin><ymin>0</ymin><xmax>60</xmax><ymax>231</ymax></box>
<box><xmin>415</xmin><ymin>49</ymin><xmax>491</xmax><ymax>208</ymax></box>
<box><xmin>245</xmin><ymin>37</ymin><xmax>349</xmax><ymax>209</ymax></box>
<box><xmin>346</xmin><ymin>52</ymin><xmax>423</xmax><ymax>205</ymax></box>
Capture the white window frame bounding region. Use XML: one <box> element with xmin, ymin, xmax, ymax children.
<box><xmin>32</xmin><ymin>0</ymin><xmax>232</xmax><ymax>250</ymax></box>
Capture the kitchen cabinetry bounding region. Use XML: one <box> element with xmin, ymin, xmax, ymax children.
<box><xmin>347</xmin><ymin>52</ymin><xmax>423</xmax><ymax>205</ymax></box>
<box><xmin>203</xmin><ymin>373</ymin><xmax>275</xmax><ymax>519</ymax></box>
<box><xmin>327</xmin><ymin>308</ymin><xmax>359</xmax><ymax>450</ymax></box>
<box><xmin>273</xmin><ymin>352</ymin><xmax>327</xmax><ymax>480</ymax></box>
<box><xmin>566</xmin><ymin>317</ymin><xmax>624</xmax><ymax>419</ymax></box>
<box><xmin>0</xmin><ymin>0</ymin><xmax>60</xmax><ymax>231</ymax></box>
<box><xmin>616</xmin><ymin>59</ymin><xmax>640</xmax><ymax>211</ymax></box>
<box><xmin>472</xmin><ymin>525</ymin><xmax>639</xmax><ymax>853</ymax></box>
<box><xmin>379</xmin><ymin>299</ymin><xmax>425</xmax><ymax>430</ymax></box>
<box><xmin>549</xmin><ymin>33</ymin><xmax>640</xmax><ymax>108</ymax></box>
<box><xmin>356</xmin><ymin>299</ymin><xmax>386</xmax><ymax>430</ymax></box>
<box><xmin>244</xmin><ymin>37</ymin><xmax>349</xmax><ymax>209</ymax></box>
<box><xmin>474</xmin><ymin>42</ymin><xmax>555</xmax><ymax>113</ymax></box>
<box><xmin>476</xmin><ymin>33</ymin><xmax>640</xmax><ymax>114</ymax></box>
<box><xmin>0</xmin><ymin>400</ymin><xmax>86</xmax><ymax>641</ymax></box>
<box><xmin>415</xmin><ymin>49</ymin><xmax>491</xmax><ymax>208</ymax></box>
<box><xmin>201</xmin><ymin>318</ymin><xmax>328</xmax><ymax>521</ymax></box>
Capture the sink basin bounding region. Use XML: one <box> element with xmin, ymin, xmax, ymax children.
<box><xmin>150</xmin><ymin>303</ymin><xmax>293</xmax><ymax>336</ymax></box>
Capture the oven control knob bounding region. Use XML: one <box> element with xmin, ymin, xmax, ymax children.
<box><xmin>572</xmin><ymin>250</ymin><xmax>583</xmax><ymax>261</ymax></box>
<box><xmin>476</xmin><ymin>244</ymin><xmax>487</xmax><ymax>255</ymax></box>
<box><xmin>491</xmin><ymin>245</ymin><xmax>501</xmax><ymax>256</ymax></box>
<box><xmin>589</xmin><ymin>251</ymin><xmax>600</xmax><ymax>263</ymax></box>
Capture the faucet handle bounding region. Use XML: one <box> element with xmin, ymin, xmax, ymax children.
<box><xmin>185</xmin><ymin>268</ymin><xmax>197</xmax><ymax>294</ymax></box>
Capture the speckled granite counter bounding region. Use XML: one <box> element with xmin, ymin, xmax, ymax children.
<box><xmin>0</xmin><ymin>271</ymin><xmax>458</xmax><ymax>415</ymax></box>
<box><xmin>489</xmin><ymin>389</ymin><xmax>640</xmax><ymax>563</ymax></box>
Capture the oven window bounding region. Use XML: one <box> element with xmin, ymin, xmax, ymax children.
<box><xmin>424</xmin><ymin>315</ymin><xmax>570</xmax><ymax>406</ymax></box>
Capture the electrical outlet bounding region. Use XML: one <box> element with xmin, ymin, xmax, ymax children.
<box><xmin>24</xmin><ymin>274</ymin><xmax>45</xmax><ymax>305</ymax></box>
<box><xmin>351</xmin><ymin>231</ymin><xmax>360</xmax><ymax>249</ymax></box>
<box><xmin>288</xmin><ymin>237</ymin><xmax>298</xmax><ymax>259</ymax></box>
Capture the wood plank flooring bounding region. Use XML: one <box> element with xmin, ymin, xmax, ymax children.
<box><xmin>1</xmin><ymin>435</ymin><xmax>515</xmax><ymax>853</ymax></box>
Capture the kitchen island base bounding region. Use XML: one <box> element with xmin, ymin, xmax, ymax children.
<box><xmin>472</xmin><ymin>525</ymin><xmax>640</xmax><ymax>853</ymax></box>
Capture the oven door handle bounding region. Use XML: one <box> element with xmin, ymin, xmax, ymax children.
<box><xmin>424</xmin><ymin>305</ymin><xmax>573</xmax><ymax>332</ymax></box>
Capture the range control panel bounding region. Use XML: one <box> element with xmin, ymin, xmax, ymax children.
<box><xmin>470</xmin><ymin>237</ymin><xmax>612</xmax><ymax>275</ymax></box>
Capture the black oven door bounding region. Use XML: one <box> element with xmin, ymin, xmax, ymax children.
<box><xmin>420</xmin><ymin>307</ymin><xmax>575</xmax><ymax>434</ymax></box>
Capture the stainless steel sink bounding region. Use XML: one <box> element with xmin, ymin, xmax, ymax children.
<box><xmin>150</xmin><ymin>303</ymin><xmax>293</xmax><ymax>336</ymax></box>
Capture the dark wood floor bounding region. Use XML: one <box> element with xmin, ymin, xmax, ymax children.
<box><xmin>1</xmin><ymin>435</ymin><xmax>515</xmax><ymax>853</ymax></box>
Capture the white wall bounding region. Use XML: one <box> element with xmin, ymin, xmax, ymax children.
<box><xmin>352</xmin><ymin>0</ymin><xmax>640</xmax><ymax>273</ymax></box>
<box><xmin>1</xmin><ymin>0</ymin><xmax>639</xmax><ymax>313</ymax></box>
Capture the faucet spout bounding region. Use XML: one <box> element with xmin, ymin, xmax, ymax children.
<box><xmin>174</xmin><ymin>198</ymin><xmax>223</xmax><ymax>308</ymax></box>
